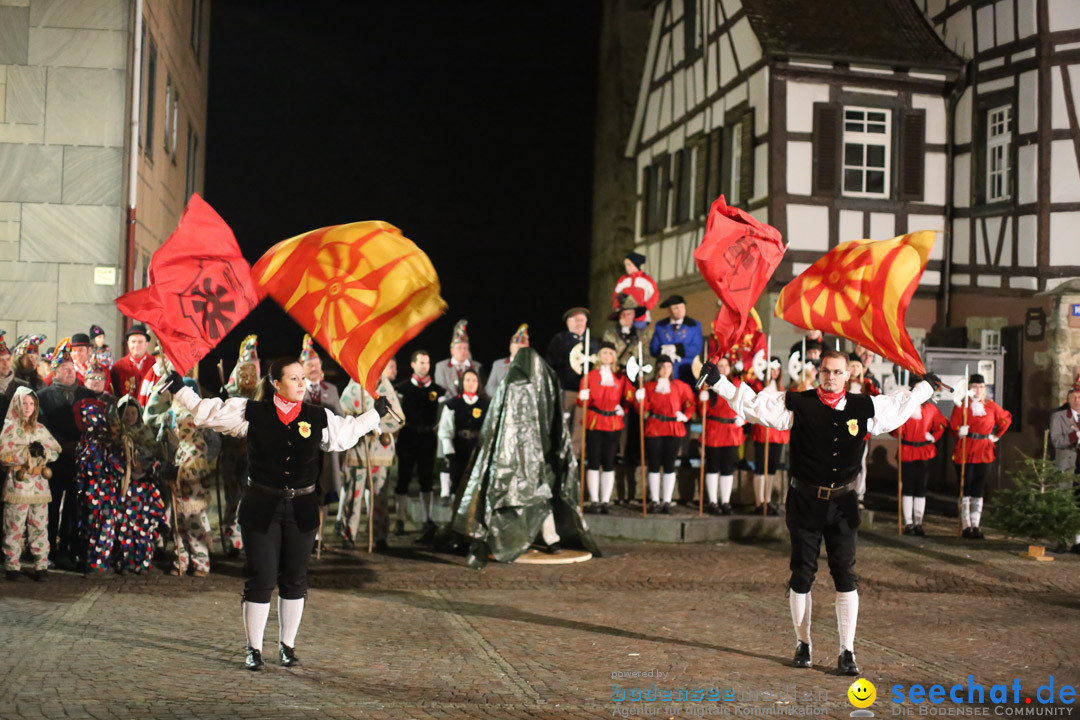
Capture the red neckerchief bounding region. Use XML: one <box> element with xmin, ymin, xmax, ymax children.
<box><xmin>816</xmin><ymin>386</ymin><xmax>846</xmax><ymax>410</ymax></box>
<box><xmin>462</xmin><ymin>392</ymin><xmax>478</xmax><ymax>404</ymax></box>
<box><xmin>273</xmin><ymin>393</ymin><xmax>302</xmax><ymax>425</ymax></box>
<box><xmin>412</xmin><ymin>373</ymin><xmax>431</xmax><ymax>387</ymax></box>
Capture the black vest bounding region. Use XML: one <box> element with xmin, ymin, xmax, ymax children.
<box><xmin>448</xmin><ymin>396</ymin><xmax>489</xmax><ymax>445</ymax></box>
<box><xmin>786</xmin><ymin>390</ymin><xmax>875</xmax><ymax>486</ymax></box>
<box><xmin>240</xmin><ymin>400</ymin><xmax>328</xmax><ymax>533</ymax></box>
<box><xmin>394</xmin><ymin>380</ymin><xmax>445</xmax><ymax>430</ymax></box>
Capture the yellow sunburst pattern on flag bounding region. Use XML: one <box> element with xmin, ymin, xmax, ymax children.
<box><xmin>774</xmin><ymin>231</ymin><xmax>935</xmax><ymax>375</ymax></box>
<box><xmin>253</xmin><ymin>221</ymin><xmax>447</xmax><ymax>394</ymax></box>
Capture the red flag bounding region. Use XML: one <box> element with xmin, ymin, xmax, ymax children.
<box><xmin>694</xmin><ymin>195</ymin><xmax>785</xmax><ymax>361</ymax></box>
<box><xmin>774</xmin><ymin>231</ymin><xmax>935</xmax><ymax>376</ymax></box>
<box><xmin>115</xmin><ymin>194</ymin><xmax>259</xmax><ymax>375</ymax></box>
<box><xmin>252</xmin><ymin>220</ymin><xmax>447</xmax><ymax>394</ymax></box>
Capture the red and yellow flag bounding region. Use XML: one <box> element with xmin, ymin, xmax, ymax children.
<box><xmin>252</xmin><ymin>221</ymin><xmax>447</xmax><ymax>394</ymax></box>
<box><xmin>774</xmin><ymin>231</ymin><xmax>935</xmax><ymax>375</ymax></box>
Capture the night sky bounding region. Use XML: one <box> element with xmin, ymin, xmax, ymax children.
<box><xmin>201</xmin><ymin>1</ymin><xmax>603</xmax><ymax>388</ymax></box>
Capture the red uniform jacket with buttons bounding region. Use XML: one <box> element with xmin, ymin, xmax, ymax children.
<box><xmin>641</xmin><ymin>379</ymin><xmax>695</xmax><ymax>438</ymax></box>
<box><xmin>578</xmin><ymin>369</ymin><xmax>632</xmax><ymax>432</ymax></box>
<box><xmin>949</xmin><ymin>400</ymin><xmax>1011</xmax><ymax>464</ymax></box>
<box><xmin>704</xmin><ymin>380</ymin><xmax>744</xmax><ymax>448</ymax></box>
<box><xmin>891</xmin><ymin>402</ymin><xmax>947</xmax><ymax>462</ymax></box>
<box><xmin>748</xmin><ymin>379</ymin><xmax>790</xmax><ymax>444</ymax></box>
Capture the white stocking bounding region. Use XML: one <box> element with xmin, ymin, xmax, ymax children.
<box><xmin>835</xmin><ymin>590</ymin><xmax>859</xmax><ymax>654</ymax></box>
<box><xmin>599</xmin><ymin>471</ymin><xmax>615</xmax><ymax>503</ymax></box>
<box><xmin>960</xmin><ymin>496</ymin><xmax>972</xmax><ymax>529</ymax></box>
<box><xmin>647</xmin><ymin>472</ymin><xmax>660</xmax><ymax>502</ymax></box>
<box><xmin>396</xmin><ymin>494</ymin><xmax>408</xmax><ymax>522</ymax></box>
<box><xmin>586</xmin><ymin>469</ymin><xmax>600</xmax><ymax>503</ymax></box>
<box><xmin>704</xmin><ymin>473</ymin><xmax>719</xmax><ymax>504</ymax></box>
<box><xmin>540</xmin><ymin>511</ymin><xmax>560</xmax><ymax>545</ymax></box>
<box><xmin>913</xmin><ymin>496</ymin><xmax>926</xmax><ymax>524</ymax></box>
<box><xmin>789</xmin><ymin>591</ymin><xmax>812</xmax><ymax>646</ymax></box>
<box><xmin>278</xmin><ymin>597</ymin><xmax>304</xmax><ymax>648</ymax></box>
<box><xmin>970</xmin><ymin>497</ymin><xmax>984</xmax><ymax>528</ymax></box>
<box><xmin>753</xmin><ymin>475</ymin><xmax>765</xmax><ymax>505</ymax></box>
<box><xmin>439</xmin><ymin>472</ymin><xmax>452</xmax><ymax>498</ymax></box>
<box><xmin>719</xmin><ymin>474</ymin><xmax>734</xmax><ymax>504</ymax></box>
<box><xmin>243</xmin><ymin>601</ymin><xmax>270</xmax><ymax>652</ymax></box>
<box><xmin>661</xmin><ymin>472</ymin><xmax>676</xmax><ymax>503</ymax></box>
<box><xmin>901</xmin><ymin>495</ymin><xmax>913</xmax><ymax>525</ymax></box>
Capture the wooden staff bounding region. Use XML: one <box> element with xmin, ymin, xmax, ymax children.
<box><xmin>364</xmin><ymin>434</ymin><xmax>375</xmax><ymax>553</ymax></box>
<box><xmin>579</xmin><ymin>328</ymin><xmax>590</xmax><ymax>514</ymax></box>
<box><xmin>897</xmin><ymin>439</ymin><xmax>903</xmax><ymax>535</ymax></box>
<box><xmin>958</xmin><ymin>363</ymin><xmax>969</xmax><ymax>538</ymax></box>
<box><xmin>762</xmin><ymin>334</ymin><xmax>772</xmax><ymax>517</ymax></box>
<box><xmin>636</xmin><ymin>342</ymin><xmax>649</xmax><ymax>516</ymax></box>
<box><xmin>699</xmin><ymin>388</ymin><xmax>708</xmax><ymax>517</ymax></box>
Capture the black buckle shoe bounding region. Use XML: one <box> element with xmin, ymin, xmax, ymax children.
<box><xmin>599</xmin><ymin>503</ymin><xmax>611</xmax><ymax>515</ymax></box>
<box><xmin>792</xmin><ymin>642</ymin><xmax>811</xmax><ymax>668</ymax></box>
<box><xmin>660</xmin><ymin>502</ymin><xmax>672</xmax><ymax>515</ymax></box>
<box><xmin>767</xmin><ymin>503</ymin><xmax>779</xmax><ymax>516</ymax></box>
<box><xmin>914</xmin><ymin>524</ymin><xmax>926</xmax><ymax>537</ymax></box>
<box><xmin>707</xmin><ymin>502</ymin><xmax>721</xmax><ymax>516</ymax></box>
<box><xmin>545</xmin><ymin>542</ymin><xmax>563</xmax><ymax>555</ymax></box>
<box><xmin>245</xmin><ymin>647</ymin><xmax>264</xmax><ymax>671</ymax></box>
<box><xmin>32</xmin><ymin>570</ymin><xmax>48</xmax><ymax>582</ymax></box>
<box><xmin>279</xmin><ymin>643</ymin><xmax>300</xmax><ymax>667</ymax></box>
<box><xmin>837</xmin><ymin>650</ymin><xmax>860</xmax><ymax>676</ymax></box>
<box><xmin>720</xmin><ymin>503</ymin><xmax>733</xmax><ymax>516</ymax></box>
<box><xmin>903</xmin><ymin>524</ymin><xmax>916</xmax><ymax>536</ymax></box>
<box><xmin>962</xmin><ymin>527</ymin><xmax>973</xmax><ymax>538</ymax></box>
<box><xmin>971</xmin><ymin>527</ymin><xmax>985</xmax><ymax>540</ymax></box>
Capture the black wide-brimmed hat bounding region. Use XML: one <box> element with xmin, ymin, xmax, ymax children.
<box><xmin>659</xmin><ymin>295</ymin><xmax>685</xmax><ymax>308</ymax></box>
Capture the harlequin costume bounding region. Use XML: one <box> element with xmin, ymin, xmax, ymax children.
<box><xmin>1</xmin><ymin>387</ymin><xmax>60</xmax><ymax>579</ymax></box>
<box><xmin>73</xmin><ymin>398</ymin><xmax>123</xmax><ymax>573</ymax></box>
<box><xmin>115</xmin><ymin>394</ymin><xmax>167</xmax><ymax>573</ymax></box>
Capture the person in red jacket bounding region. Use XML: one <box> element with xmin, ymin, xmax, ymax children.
<box><xmin>949</xmin><ymin>373</ymin><xmax>1012</xmax><ymax>539</ymax></box>
<box><xmin>578</xmin><ymin>342</ymin><xmax>632</xmax><ymax>514</ymax></box>
<box><xmin>110</xmin><ymin>325</ymin><xmax>154</xmax><ymax>403</ymax></box>
<box><xmin>891</xmin><ymin>387</ymin><xmax>948</xmax><ymax>535</ymax></box>
<box><xmin>749</xmin><ymin>358</ymin><xmax>790</xmax><ymax>515</ymax></box>
<box><xmin>701</xmin><ymin>356</ymin><xmax>744</xmax><ymax>515</ymax></box>
<box><xmin>639</xmin><ymin>356</ymin><xmax>695</xmax><ymax>513</ymax></box>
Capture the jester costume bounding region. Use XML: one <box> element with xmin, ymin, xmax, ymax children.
<box><xmin>115</xmin><ymin>396</ymin><xmax>166</xmax><ymax>573</ymax></box>
<box><xmin>74</xmin><ymin>398</ymin><xmax>123</xmax><ymax>573</ymax></box>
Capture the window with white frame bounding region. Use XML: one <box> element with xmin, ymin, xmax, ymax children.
<box><xmin>986</xmin><ymin>105</ymin><xmax>1011</xmax><ymax>202</ymax></box>
<box><xmin>842</xmin><ymin>107</ymin><xmax>890</xmax><ymax>198</ymax></box>
<box><xmin>730</xmin><ymin>128</ymin><xmax>743</xmax><ymax>206</ymax></box>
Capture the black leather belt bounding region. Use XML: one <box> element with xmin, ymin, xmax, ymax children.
<box><xmin>790</xmin><ymin>477</ymin><xmax>857</xmax><ymax>501</ymax></box>
<box><xmin>456</xmin><ymin>429</ymin><xmax>479</xmax><ymax>441</ymax></box>
<box><xmin>589</xmin><ymin>405</ymin><xmax>618</xmax><ymax>417</ymax></box>
<box><xmin>651</xmin><ymin>413</ymin><xmax>677</xmax><ymax>422</ymax></box>
<box><xmin>246</xmin><ymin>478</ymin><xmax>316</xmax><ymax>500</ymax></box>
<box><xmin>707</xmin><ymin>416</ymin><xmax>736</xmax><ymax>424</ymax></box>
<box><xmin>969</xmin><ymin>432</ymin><xmax>992</xmax><ymax>440</ymax></box>
<box><xmin>902</xmin><ymin>439</ymin><xmax>934</xmax><ymax>447</ymax></box>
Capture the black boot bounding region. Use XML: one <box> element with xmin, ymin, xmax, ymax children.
<box><xmin>5</xmin><ymin>569</ymin><xmax>21</xmax><ymax>581</ymax></box>
<box><xmin>706</xmin><ymin>502</ymin><xmax>720</xmax><ymax>516</ymax></box>
<box><xmin>971</xmin><ymin>527</ymin><xmax>985</xmax><ymax>540</ymax></box>
<box><xmin>599</xmin><ymin>503</ymin><xmax>611</xmax><ymax>515</ymax></box>
<box><xmin>720</xmin><ymin>503</ymin><xmax>733</xmax><ymax>516</ymax></box>
<box><xmin>545</xmin><ymin>542</ymin><xmax>563</xmax><ymax>555</ymax></box>
<box><xmin>32</xmin><ymin>569</ymin><xmax>48</xmax><ymax>582</ymax></box>
<box><xmin>792</xmin><ymin>641</ymin><xmax>811</xmax><ymax>668</ymax></box>
<box><xmin>903</xmin><ymin>524</ymin><xmax>916</xmax><ymax>536</ymax></box>
<box><xmin>913</xmin><ymin>524</ymin><xmax>926</xmax><ymax>537</ymax></box>
<box><xmin>837</xmin><ymin>649</ymin><xmax>860</xmax><ymax>676</ymax></box>
<box><xmin>660</xmin><ymin>502</ymin><xmax>672</xmax><ymax>515</ymax></box>
<box><xmin>244</xmin><ymin>647</ymin><xmax>264</xmax><ymax>671</ymax></box>
<box><xmin>962</xmin><ymin>527</ymin><xmax>973</xmax><ymax>538</ymax></box>
<box><xmin>279</xmin><ymin>643</ymin><xmax>300</xmax><ymax>667</ymax></box>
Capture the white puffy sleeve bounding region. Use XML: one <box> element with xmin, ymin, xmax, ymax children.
<box><xmin>868</xmin><ymin>381</ymin><xmax>934</xmax><ymax>436</ymax></box>
<box><xmin>714</xmin><ymin>377</ymin><xmax>794</xmax><ymax>431</ymax></box>
<box><xmin>437</xmin><ymin>405</ymin><xmax>456</xmax><ymax>457</ymax></box>
<box><xmin>321</xmin><ymin>409</ymin><xmax>381</xmax><ymax>452</ymax></box>
<box><xmin>173</xmin><ymin>386</ymin><xmax>250</xmax><ymax>437</ymax></box>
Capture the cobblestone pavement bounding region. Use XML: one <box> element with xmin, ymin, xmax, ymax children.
<box><xmin>1</xmin><ymin>511</ymin><xmax>1078</xmax><ymax>719</ymax></box>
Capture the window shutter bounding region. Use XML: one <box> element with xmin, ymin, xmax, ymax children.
<box><xmin>898</xmin><ymin>109</ymin><xmax>926</xmax><ymax>201</ymax></box>
<box><xmin>740</xmin><ymin>110</ymin><xmax>755</xmax><ymax>203</ymax></box>
<box><xmin>812</xmin><ymin>103</ymin><xmax>841</xmax><ymax>196</ymax></box>
<box><xmin>721</xmin><ymin>123</ymin><xmax>734</xmax><ymax>199</ymax></box>
<box><xmin>693</xmin><ymin>138</ymin><xmax>708</xmax><ymax>217</ymax></box>
<box><xmin>973</xmin><ymin>109</ymin><xmax>987</xmax><ymax>206</ymax></box>
<box><xmin>705</xmin><ymin>128</ymin><xmax>722</xmax><ymax>214</ymax></box>
<box><xmin>659</xmin><ymin>156</ymin><xmax>671</xmax><ymax>230</ymax></box>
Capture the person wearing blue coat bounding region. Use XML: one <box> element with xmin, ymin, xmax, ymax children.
<box><xmin>649</xmin><ymin>295</ymin><xmax>703</xmax><ymax>385</ymax></box>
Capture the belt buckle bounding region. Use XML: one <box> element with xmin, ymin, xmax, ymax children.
<box><xmin>816</xmin><ymin>485</ymin><xmax>832</xmax><ymax>500</ymax></box>
<box><xmin>283</xmin><ymin>487</ymin><xmax>296</xmax><ymax>500</ymax></box>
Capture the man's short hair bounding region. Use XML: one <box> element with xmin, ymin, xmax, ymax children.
<box><xmin>820</xmin><ymin>349</ymin><xmax>849</xmax><ymax>366</ymax></box>
<box><xmin>410</xmin><ymin>350</ymin><xmax>430</xmax><ymax>363</ymax></box>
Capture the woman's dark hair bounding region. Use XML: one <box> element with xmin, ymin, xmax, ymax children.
<box><xmin>461</xmin><ymin>368</ymin><xmax>484</xmax><ymax>397</ymax></box>
<box><xmin>254</xmin><ymin>356</ymin><xmax>302</xmax><ymax>401</ymax></box>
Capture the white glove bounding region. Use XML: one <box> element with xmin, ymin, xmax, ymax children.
<box><xmin>614</xmin><ymin>406</ymin><xmax>625</xmax><ymax>417</ymax></box>
<box><xmin>958</xmin><ymin>425</ymin><xmax>969</xmax><ymax>437</ymax></box>
<box><xmin>925</xmin><ymin>432</ymin><xmax>935</xmax><ymax>442</ymax></box>
<box><xmin>635</xmin><ymin>388</ymin><xmax>646</xmax><ymax>402</ymax></box>
<box><xmin>699</xmin><ymin>390</ymin><xmax>709</xmax><ymax>402</ymax></box>
<box><xmin>713</xmin><ymin>374</ymin><xmax>737</xmax><ymax>401</ymax></box>
<box><xmin>661</xmin><ymin>344</ymin><xmax>676</xmax><ymax>358</ymax></box>
<box><xmin>675</xmin><ymin>412</ymin><xmax>689</xmax><ymax>423</ymax></box>
<box><xmin>578</xmin><ymin>388</ymin><xmax>590</xmax><ymax>401</ymax></box>
<box><xmin>672</xmin><ymin>355</ymin><xmax>682</xmax><ymax>363</ymax></box>
<box><xmin>734</xmin><ymin>360</ymin><xmax>744</xmax><ymax>372</ymax></box>
<box><xmin>735</xmin><ymin>417</ymin><xmax>746</xmax><ymax>427</ymax></box>
<box><xmin>989</xmin><ymin>434</ymin><xmax>1000</xmax><ymax>443</ymax></box>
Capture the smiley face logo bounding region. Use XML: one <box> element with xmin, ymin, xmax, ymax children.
<box><xmin>848</xmin><ymin>678</ymin><xmax>876</xmax><ymax>709</ymax></box>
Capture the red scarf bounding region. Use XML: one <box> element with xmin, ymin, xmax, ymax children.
<box><xmin>273</xmin><ymin>393</ymin><xmax>302</xmax><ymax>425</ymax></box>
<box><xmin>462</xmin><ymin>392</ymin><xmax>477</xmax><ymax>404</ymax></box>
<box><xmin>412</xmin><ymin>373</ymin><xmax>431</xmax><ymax>387</ymax></box>
<box><xmin>816</xmin><ymin>386</ymin><xmax>846</xmax><ymax>410</ymax></box>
